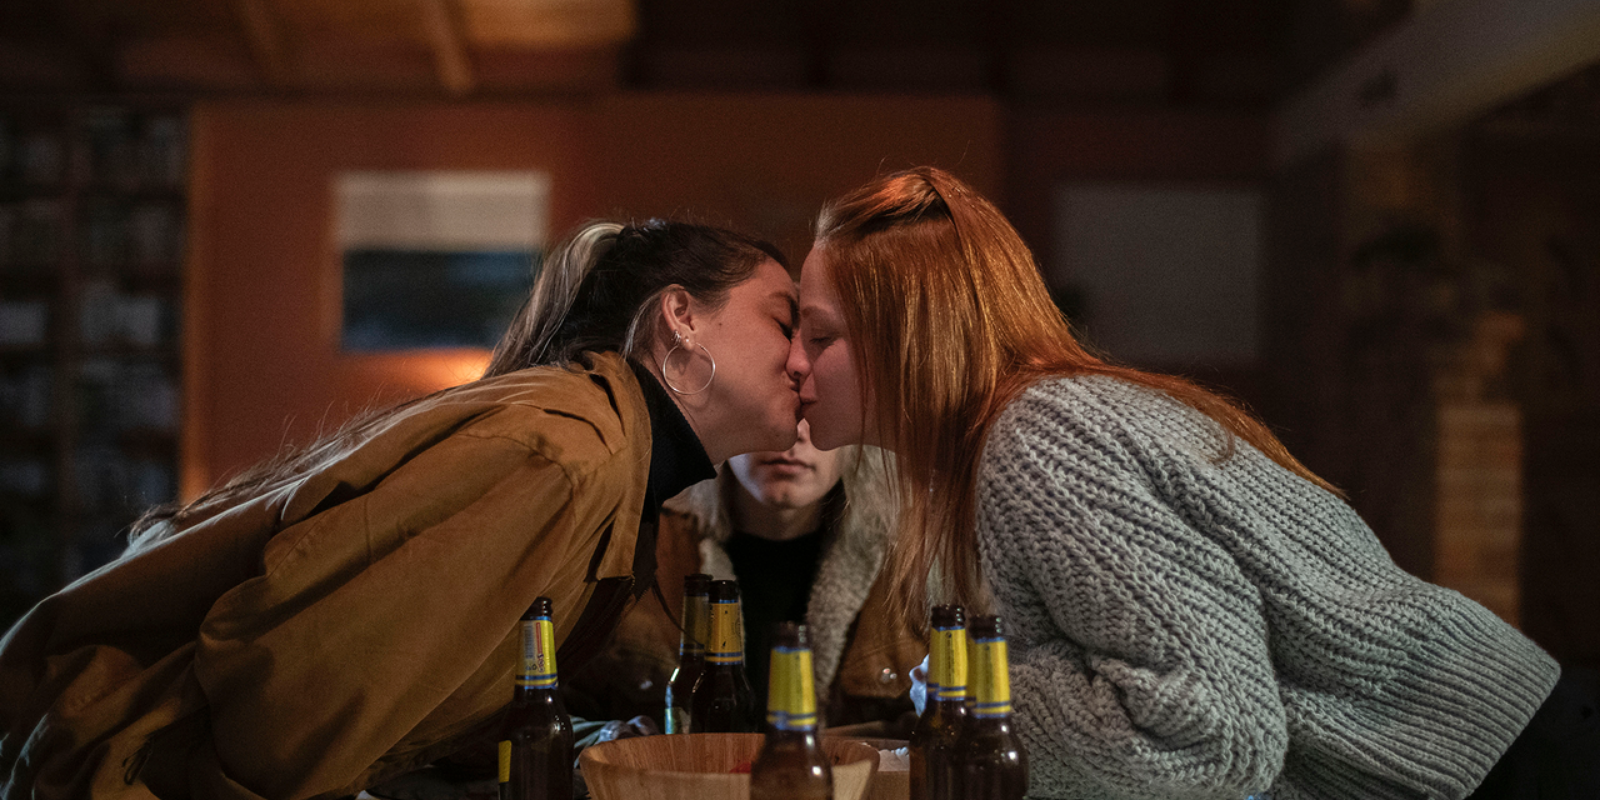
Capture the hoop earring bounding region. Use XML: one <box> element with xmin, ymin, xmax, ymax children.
<box><xmin>661</xmin><ymin>331</ymin><xmax>716</xmax><ymax>395</ymax></box>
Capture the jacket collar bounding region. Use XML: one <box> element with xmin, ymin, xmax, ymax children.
<box><xmin>663</xmin><ymin>446</ymin><xmax>899</xmax><ymax>691</ymax></box>
<box><xmin>568</xmin><ymin>353</ymin><xmax>656</xmax><ymax>585</ymax></box>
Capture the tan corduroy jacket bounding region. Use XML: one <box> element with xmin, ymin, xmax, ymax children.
<box><xmin>0</xmin><ymin>353</ymin><xmax>656</xmax><ymax>800</ymax></box>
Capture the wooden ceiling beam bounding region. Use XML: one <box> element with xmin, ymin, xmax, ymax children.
<box><xmin>231</xmin><ymin>0</ymin><xmax>291</xmax><ymax>86</ymax></box>
<box><xmin>419</xmin><ymin>0</ymin><xmax>475</xmax><ymax>95</ymax></box>
<box><xmin>1277</xmin><ymin>0</ymin><xmax>1600</xmax><ymax>163</ymax></box>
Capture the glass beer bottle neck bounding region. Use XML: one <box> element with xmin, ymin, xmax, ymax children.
<box><xmin>930</xmin><ymin>624</ymin><xmax>969</xmax><ymax>703</ymax></box>
<box><xmin>766</xmin><ymin>643</ymin><xmax>817</xmax><ymax>732</ymax></box>
<box><xmin>516</xmin><ymin>616</ymin><xmax>559</xmax><ymax>692</ymax></box>
<box><xmin>680</xmin><ymin>595</ymin><xmax>709</xmax><ymax>656</ymax></box>
<box><xmin>970</xmin><ymin>636</ymin><xmax>1011</xmax><ymax>719</ymax></box>
<box><xmin>705</xmin><ymin>598</ymin><xmax>744</xmax><ymax>665</ymax></box>
<box><xmin>673</xmin><ymin>654</ymin><xmax>705</xmax><ymax>675</ymax></box>
<box><xmin>915</xmin><ymin>618</ymin><xmax>971</xmax><ymax>741</ymax></box>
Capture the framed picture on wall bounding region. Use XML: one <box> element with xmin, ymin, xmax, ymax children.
<box><xmin>336</xmin><ymin>170</ymin><xmax>550</xmax><ymax>351</ymax></box>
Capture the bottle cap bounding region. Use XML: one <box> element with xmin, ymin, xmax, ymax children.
<box><xmin>930</xmin><ymin>603</ymin><xmax>966</xmax><ymax>629</ymax></box>
<box><xmin>709</xmin><ymin>579</ymin><xmax>741</xmax><ymax>603</ymax></box>
<box><xmin>770</xmin><ymin>620</ymin><xmax>809</xmax><ymax>649</ymax></box>
<box><xmin>524</xmin><ymin>597</ymin><xmax>554</xmax><ymax>619</ymax></box>
<box><xmin>969</xmin><ymin>614</ymin><xmax>1003</xmax><ymax>639</ymax></box>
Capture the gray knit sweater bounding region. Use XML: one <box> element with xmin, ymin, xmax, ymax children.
<box><xmin>976</xmin><ymin>375</ymin><xmax>1559</xmax><ymax>800</ymax></box>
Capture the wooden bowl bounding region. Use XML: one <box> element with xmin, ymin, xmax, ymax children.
<box><xmin>580</xmin><ymin>732</ymin><xmax>880</xmax><ymax>800</ymax></box>
<box><xmin>832</xmin><ymin>738</ymin><xmax>909</xmax><ymax>800</ymax></box>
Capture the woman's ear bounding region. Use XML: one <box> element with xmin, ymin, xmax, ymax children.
<box><xmin>658</xmin><ymin>284</ymin><xmax>697</xmax><ymax>345</ymax></box>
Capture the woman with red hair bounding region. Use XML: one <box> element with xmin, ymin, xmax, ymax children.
<box><xmin>787</xmin><ymin>167</ymin><xmax>1589</xmax><ymax>799</ymax></box>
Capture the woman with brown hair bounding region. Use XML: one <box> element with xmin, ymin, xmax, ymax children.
<box><xmin>788</xmin><ymin>167</ymin><xmax>1585</xmax><ymax>799</ymax></box>
<box><xmin>0</xmin><ymin>219</ymin><xmax>806</xmax><ymax>799</ymax></box>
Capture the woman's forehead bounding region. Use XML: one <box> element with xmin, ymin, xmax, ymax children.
<box><xmin>756</xmin><ymin>260</ymin><xmax>797</xmax><ymax>297</ymax></box>
<box><xmin>728</xmin><ymin>259</ymin><xmax>797</xmax><ymax>313</ymax></box>
<box><xmin>799</xmin><ymin>295</ymin><xmax>841</xmax><ymax>326</ymax></box>
<box><xmin>797</xmin><ymin>252</ymin><xmax>840</xmax><ymax>310</ymax></box>
<box><xmin>799</xmin><ymin>246</ymin><xmax>831</xmax><ymax>281</ymax></box>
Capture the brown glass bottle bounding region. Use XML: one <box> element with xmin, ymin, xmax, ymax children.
<box><xmin>750</xmin><ymin>622</ymin><xmax>833</xmax><ymax>800</ymax></box>
<box><xmin>910</xmin><ymin>604</ymin><xmax>969</xmax><ymax>800</ymax></box>
<box><xmin>951</xmin><ymin>615</ymin><xmax>1028</xmax><ymax>800</ymax></box>
<box><xmin>664</xmin><ymin>572</ymin><xmax>712</xmax><ymax>734</ymax></box>
<box><xmin>497</xmin><ymin>597</ymin><xmax>574</xmax><ymax>800</ymax></box>
<box><xmin>964</xmin><ymin>621</ymin><xmax>979</xmax><ymax>714</ymax></box>
<box><xmin>688</xmin><ymin>579</ymin><xmax>758</xmax><ymax>732</ymax></box>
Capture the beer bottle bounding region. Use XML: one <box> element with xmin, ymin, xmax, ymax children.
<box><xmin>688</xmin><ymin>579</ymin><xmax>757</xmax><ymax>732</ymax></box>
<box><xmin>951</xmin><ymin>614</ymin><xmax>1028</xmax><ymax>800</ymax></box>
<box><xmin>664</xmin><ymin>573</ymin><xmax>712</xmax><ymax>734</ymax></box>
<box><xmin>964</xmin><ymin>623</ymin><xmax>979</xmax><ymax>714</ymax></box>
<box><xmin>910</xmin><ymin>604</ymin><xmax>969</xmax><ymax>800</ymax></box>
<box><xmin>498</xmin><ymin>597</ymin><xmax>574</xmax><ymax>800</ymax></box>
<box><xmin>750</xmin><ymin>622</ymin><xmax>832</xmax><ymax>800</ymax></box>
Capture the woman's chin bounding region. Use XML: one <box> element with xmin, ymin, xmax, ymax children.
<box><xmin>749</xmin><ymin>422</ymin><xmax>800</xmax><ymax>455</ymax></box>
<box><xmin>805</xmin><ymin>426</ymin><xmax>842</xmax><ymax>452</ymax></box>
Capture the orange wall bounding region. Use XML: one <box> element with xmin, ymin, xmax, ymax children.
<box><xmin>184</xmin><ymin>95</ymin><xmax>1005</xmax><ymax>493</ymax></box>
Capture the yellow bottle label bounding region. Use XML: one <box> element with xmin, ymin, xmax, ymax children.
<box><xmin>497</xmin><ymin>740</ymin><xmax>511</xmax><ymax>783</ymax></box>
<box><xmin>515</xmin><ymin>616</ymin><xmax>559</xmax><ymax>688</ymax></box>
<box><xmin>931</xmin><ymin>626</ymin><xmax>968</xmax><ymax>702</ymax></box>
<box><xmin>681</xmin><ymin>595</ymin><xmax>709</xmax><ymax>656</ymax></box>
<box><xmin>766</xmin><ymin>645</ymin><xmax>817</xmax><ymax>730</ymax></box>
<box><xmin>971</xmin><ymin>636</ymin><xmax>1011</xmax><ymax>717</ymax></box>
<box><xmin>705</xmin><ymin>599</ymin><xmax>744</xmax><ymax>664</ymax></box>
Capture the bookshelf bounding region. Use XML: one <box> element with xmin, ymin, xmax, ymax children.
<box><xmin>0</xmin><ymin>101</ymin><xmax>187</xmax><ymax>627</ymax></box>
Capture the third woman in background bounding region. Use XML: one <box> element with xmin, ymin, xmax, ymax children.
<box><xmin>565</xmin><ymin>418</ymin><xmax>924</xmax><ymax>738</ymax></box>
<box><xmin>787</xmin><ymin>166</ymin><xmax>1591</xmax><ymax>800</ymax></box>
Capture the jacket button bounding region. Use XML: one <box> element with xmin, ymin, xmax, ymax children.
<box><xmin>879</xmin><ymin>668</ymin><xmax>898</xmax><ymax>684</ymax></box>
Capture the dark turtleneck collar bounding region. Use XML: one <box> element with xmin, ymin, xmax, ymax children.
<box><xmin>626</xmin><ymin>359</ymin><xmax>717</xmax><ymax>519</ymax></box>
<box><xmin>625</xmin><ymin>359</ymin><xmax>715</xmax><ymax>603</ymax></box>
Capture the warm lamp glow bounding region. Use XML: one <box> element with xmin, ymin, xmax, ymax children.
<box><xmin>344</xmin><ymin>349</ymin><xmax>496</xmax><ymax>404</ymax></box>
<box><xmin>180</xmin><ymin>348</ymin><xmax>495</xmax><ymax>503</ymax></box>
<box><xmin>414</xmin><ymin>349</ymin><xmax>494</xmax><ymax>390</ymax></box>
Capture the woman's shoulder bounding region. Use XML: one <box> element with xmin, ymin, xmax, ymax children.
<box><xmin>465</xmin><ymin>352</ymin><xmax>638</xmax><ymax>410</ymax></box>
<box><xmin>998</xmin><ymin>373</ymin><xmax>1194</xmax><ymax>435</ymax></box>
<box><xmin>416</xmin><ymin>354</ymin><xmax>650</xmax><ymax>465</ymax></box>
<box><xmin>987</xmin><ymin>373</ymin><xmax>1228</xmax><ymax>466</ymax></box>
<box><xmin>1008</xmin><ymin>372</ymin><xmax>1137</xmax><ymax>409</ymax></box>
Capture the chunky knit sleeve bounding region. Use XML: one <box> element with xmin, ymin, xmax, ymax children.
<box><xmin>976</xmin><ymin>378</ymin><xmax>1288</xmax><ymax>800</ymax></box>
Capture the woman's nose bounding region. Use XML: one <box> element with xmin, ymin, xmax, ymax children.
<box><xmin>786</xmin><ymin>335</ymin><xmax>811</xmax><ymax>384</ymax></box>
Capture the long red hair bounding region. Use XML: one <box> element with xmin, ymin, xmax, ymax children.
<box><xmin>813</xmin><ymin>167</ymin><xmax>1337</xmax><ymax>620</ymax></box>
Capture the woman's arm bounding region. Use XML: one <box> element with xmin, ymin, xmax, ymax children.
<box><xmin>979</xmin><ymin>383</ymin><xmax>1288</xmax><ymax>800</ymax></box>
<box><xmin>193</xmin><ymin>426</ymin><xmax>619</xmax><ymax>798</ymax></box>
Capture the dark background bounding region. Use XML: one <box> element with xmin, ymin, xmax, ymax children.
<box><xmin>1</xmin><ymin>0</ymin><xmax>1596</xmax><ymax>672</ymax></box>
